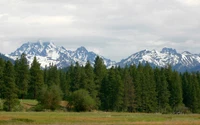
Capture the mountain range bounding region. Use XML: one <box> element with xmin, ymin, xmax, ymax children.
<box><xmin>7</xmin><ymin>41</ymin><xmax>115</xmax><ymax>68</ymax></box>
<box><xmin>4</xmin><ymin>41</ymin><xmax>200</xmax><ymax>72</ymax></box>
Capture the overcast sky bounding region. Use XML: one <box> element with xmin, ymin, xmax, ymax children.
<box><xmin>0</xmin><ymin>0</ymin><xmax>200</xmax><ymax>61</ymax></box>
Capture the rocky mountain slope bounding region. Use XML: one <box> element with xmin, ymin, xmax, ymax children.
<box><xmin>117</xmin><ymin>48</ymin><xmax>200</xmax><ymax>72</ymax></box>
<box><xmin>8</xmin><ymin>41</ymin><xmax>115</xmax><ymax>68</ymax></box>
<box><xmin>7</xmin><ymin>41</ymin><xmax>200</xmax><ymax>72</ymax></box>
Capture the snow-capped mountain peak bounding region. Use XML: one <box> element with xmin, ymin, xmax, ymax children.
<box><xmin>117</xmin><ymin>47</ymin><xmax>200</xmax><ymax>72</ymax></box>
<box><xmin>76</xmin><ymin>46</ymin><xmax>88</xmax><ymax>53</ymax></box>
<box><xmin>182</xmin><ymin>51</ymin><xmax>192</xmax><ymax>55</ymax></box>
<box><xmin>8</xmin><ymin>42</ymin><xmax>116</xmax><ymax>68</ymax></box>
<box><xmin>160</xmin><ymin>47</ymin><xmax>177</xmax><ymax>54</ymax></box>
<box><xmin>6</xmin><ymin>42</ymin><xmax>200</xmax><ymax>72</ymax></box>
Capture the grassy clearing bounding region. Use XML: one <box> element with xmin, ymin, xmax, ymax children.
<box><xmin>1</xmin><ymin>112</ymin><xmax>200</xmax><ymax>125</ymax></box>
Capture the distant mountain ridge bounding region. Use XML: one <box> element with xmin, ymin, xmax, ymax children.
<box><xmin>117</xmin><ymin>47</ymin><xmax>200</xmax><ymax>72</ymax></box>
<box><xmin>6</xmin><ymin>41</ymin><xmax>200</xmax><ymax>72</ymax></box>
<box><xmin>0</xmin><ymin>53</ymin><xmax>15</xmax><ymax>63</ymax></box>
<box><xmin>8</xmin><ymin>41</ymin><xmax>115</xmax><ymax>68</ymax></box>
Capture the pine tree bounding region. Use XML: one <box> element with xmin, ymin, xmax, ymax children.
<box><xmin>169</xmin><ymin>71</ymin><xmax>183</xmax><ymax>111</ymax></box>
<box><xmin>100</xmin><ymin>75</ymin><xmax>110</xmax><ymax>110</ymax></box>
<box><xmin>3</xmin><ymin>61</ymin><xmax>19</xmax><ymax>111</ymax></box>
<box><xmin>0</xmin><ymin>58</ymin><xmax>5</xmax><ymax>98</ymax></box>
<box><xmin>94</xmin><ymin>56</ymin><xmax>107</xmax><ymax>108</ymax></box>
<box><xmin>123</xmin><ymin>67</ymin><xmax>135</xmax><ymax>112</ymax></box>
<box><xmin>183</xmin><ymin>72</ymin><xmax>200</xmax><ymax>113</ymax></box>
<box><xmin>134</xmin><ymin>63</ymin><xmax>144</xmax><ymax>112</ymax></box>
<box><xmin>142</xmin><ymin>63</ymin><xmax>157</xmax><ymax>112</ymax></box>
<box><xmin>29</xmin><ymin>57</ymin><xmax>44</xmax><ymax>99</ymax></box>
<box><xmin>59</xmin><ymin>70</ymin><xmax>69</xmax><ymax>100</ymax></box>
<box><xmin>113</xmin><ymin>68</ymin><xmax>124</xmax><ymax>111</ymax></box>
<box><xmin>84</xmin><ymin>61</ymin><xmax>98</xmax><ymax>106</ymax></box>
<box><xmin>46</xmin><ymin>64</ymin><xmax>60</xmax><ymax>86</ymax></box>
<box><xmin>100</xmin><ymin>67</ymin><xmax>124</xmax><ymax>111</ymax></box>
<box><xmin>155</xmin><ymin>68</ymin><xmax>170</xmax><ymax>113</ymax></box>
<box><xmin>15</xmin><ymin>53</ymin><xmax>29</xmax><ymax>99</ymax></box>
<box><xmin>182</xmin><ymin>72</ymin><xmax>191</xmax><ymax>111</ymax></box>
<box><xmin>70</xmin><ymin>62</ymin><xmax>82</xmax><ymax>91</ymax></box>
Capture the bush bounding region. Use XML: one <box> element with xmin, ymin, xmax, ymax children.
<box><xmin>32</xmin><ymin>104</ymin><xmax>44</xmax><ymax>112</ymax></box>
<box><xmin>0</xmin><ymin>99</ymin><xmax>3</xmax><ymax>110</ymax></box>
<box><xmin>3</xmin><ymin>99</ymin><xmax>23</xmax><ymax>111</ymax></box>
<box><xmin>173</xmin><ymin>104</ymin><xmax>191</xmax><ymax>114</ymax></box>
<box><xmin>69</xmin><ymin>89</ymin><xmax>96</xmax><ymax>112</ymax></box>
<box><xmin>37</xmin><ymin>84</ymin><xmax>63</xmax><ymax>111</ymax></box>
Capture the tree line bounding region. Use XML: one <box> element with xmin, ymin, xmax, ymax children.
<box><xmin>0</xmin><ymin>54</ymin><xmax>200</xmax><ymax>113</ymax></box>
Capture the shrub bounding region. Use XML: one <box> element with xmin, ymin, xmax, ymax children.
<box><xmin>3</xmin><ymin>99</ymin><xmax>23</xmax><ymax>111</ymax></box>
<box><xmin>37</xmin><ymin>84</ymin><xmax>63</xmax><ymax>111</ymax></box>
<box><xmin>69</xmin><ymin>89</ymin><xmax>96</xmax><ymax>112</ymax></box>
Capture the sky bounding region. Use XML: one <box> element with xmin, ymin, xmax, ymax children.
<box><xmin>0</xmin><ymin>0</ymin><xmax>200</xmax><ymax>61</ymax></box>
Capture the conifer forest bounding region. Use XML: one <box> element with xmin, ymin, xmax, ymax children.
<box><xmin>1</xmin><ymin>54</ymin><xmax>200</xmax><ymax>114</ymax></box>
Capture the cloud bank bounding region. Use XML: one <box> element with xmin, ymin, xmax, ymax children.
<box><xmin>0</xmin><ymin>0</ymin><xmax>200</xmax><ymax>61</ymax></box>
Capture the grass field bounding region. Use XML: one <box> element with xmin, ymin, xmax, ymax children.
<box><xmin>1</xmin><ymin>100</ymin><xmax>200</xmax><ymax>125</ymax></box>
<box><xmin>1</xmin><ymin>112</ymin><xmax>200</xmax><ymax>125</ymax></box>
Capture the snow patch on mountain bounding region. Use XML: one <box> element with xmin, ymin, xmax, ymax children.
<box><xmin>8</xmin><ymin>41</ymin><xmax>116</xmax><ymax>68</ymax></box>
<box><xmin>117</xmin><ymin>47</ymin><xmax>200</xmax><ymax>72</ymax></box>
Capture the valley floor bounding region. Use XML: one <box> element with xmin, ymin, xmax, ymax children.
<box><xmin>1</xmin><ymin>112</ymin><xmax>200</xmax><ymax>125</ymax></box>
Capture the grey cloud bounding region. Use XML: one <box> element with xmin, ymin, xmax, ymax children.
<box><xmin>0</xmin><ymin>0</ymin><xmax>200</xmax><ymax>61</ymax></box>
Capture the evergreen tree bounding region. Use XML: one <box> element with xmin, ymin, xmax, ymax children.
<box><xmin>59</xmin><ymin>70</ymin><xmax>69</xmax><ymax>100</ymax></box>
<box><xmin>0</xmin><ymin>58</ymin><xmax>5</xmax><ymax>98</ymax></box>
<box><xmin>15</xmin><ymin>53</ymin><xmax>29</xmax><ymax>99</ymax></box>
<box><xmin>100</xmin><ymin>67</ymin><xmax>124</xmax><ymax>111</ymax></box>
<box><xmin>3</xmin><ymin>61</ymin><xmax>19</xmax><ymax>111</ymax></box>
<box><xmin>122</xmin><ymin>67</ymin><xmax>135</xmax><ymax>112</ymax></box>
<box><xmin>29</xmin><ymin>57</ymin><xmax>44</xmax><ymax>99</ymax></box>
<box><xmin>182</xmin><ymin>72</ymin><xmax>200</xmax><ymax>113</ymax></box>
<box><xmin>134</xmin><ymin>63</ymin><xmax>144</xmax><ymax>112</ymax></box>
<box><xmin>84</xmin><ymin>61</ymin><xmax>98</xmax><ymax>106</ymax></box>
<box><xmin>46</xmin><ymin>64</ymin><xmax>60</xmax><ymax>86</ymax></box>
<box><xmin>182</xmin><ymin>72</ymin><xmax>191</xmax><ymax>111</ymax></box>
<box><xmin>70</xmin><ymin>62</ymin><xmax>82</xmax><ymax>91</ymax></box>
<box><xmin>190</xmin><ymin>73</ymin><xmax>200</xmax><ymax>113</ymax></box>
<box><xmin>100</xmin><ymin>75</ymin><xmax>110</xmax><ymax>110</ymax></box>
<box><xmin>168</xmin><ymin>70</ymin><xmax>183</xmax><ymax>111</ymax></box>
<box><xmin>142</xmin><ymin>63</ymin><xmax>157</xmax><ymax>112</ymax></box>
<box><xmin>113</xmin><ymin>68</ymin><xmax>124</xmax><ymax>111</ymax></box>
<box><xmin>155</xmin><ymin>68</ymin><xmax>170</xmax><ymax>113</ymax></box>
<box><xmin>94</xmin><ymin>56</ymin><xmax>107</xmax><ymax>107</ymax></box>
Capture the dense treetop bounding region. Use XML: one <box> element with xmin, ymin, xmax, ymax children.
<box><xmin>0</xmin><ymin>55</ymin><xmax>200</xmax><ymax>113</ymax></box>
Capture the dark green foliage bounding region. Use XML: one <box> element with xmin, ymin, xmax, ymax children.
<box><xmin>169</xmin><ymin>71</ymin><xmax>183</xmax><ymax>111</ymax></box>
<box><xmin>0</xmin><ymin>58</ymin><xmax>5</xmax><ymax>98</ymax></box>
<box><xmin>155</xmin><ymin>68</ymin><xmax>171</xmax><ymax>113</ymax></box>
<box><xmin>142</xmin><ymin>63</ymin><xmax>157</xmax><ymax>112</ymax></box>
<box><xmin>37</xmin><ymin>84</ymin><xmax>63</xmax><ymax>111</ymax></box>
<box><xmin>70</xmin><ymin>89</ymin><xmax>96</xmax><ymax>112</ymax></box>
<box><xmin>59</xmin><ymin>70</ymin><xmax>70</xmax><ymax>100</ymax></box>
<box><xmin>2</xmin><ymin>55</ymin><xmax>200</xmax><ymax>113</ymax></box>
<box><xmin>15</xmin><ymin>53</ymin><xmax>29</xmax><ymax>99</ymax></box>
<box><xmin>100</xmin><ymin>67</ymin><xmax>124</xmax><ymax>111</ymax></box>
<box><xmin>70</xmin><ymin>62</ymin><xmax>82</xmax><ymax>91</ymax></box>
<box><xmin>122</xmin><ymin>67</ymin><xmax>135</xmax><ymax>112</ymax></box>
<box><xmin>45</xmin><ymin>64</ymin><xmax>60</xmax><ymax>86</ymax></box>
<box><xmin>28</xmin><ymin>57</ymin><xmax>44</xmax><ymax>99</ymax></box>
<box><xmin>182</xmin><ymin>72</ymin><xmax>200</xmax><ymax>113</ymax></box>
<box><xmin>84</xmin><ymin>61</ymin><xmax>98</xmax><ymax>107</ymax></box>
<box><xmin>3</xmin><ymin>61</ymin><xmax>19</xmax><ymax>111</ymax></box>
<box><xmin>94</xmin><ymin>56</ymin><xmax>107</xmax><ymax>108</ymax></box>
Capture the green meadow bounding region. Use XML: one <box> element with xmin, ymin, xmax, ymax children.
<box><xmin>1</xmin><ymin>112</ymin><xmax>200</xmax><ymax>125</ymax></box>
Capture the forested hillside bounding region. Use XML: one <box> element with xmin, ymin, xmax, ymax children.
<box><xmin>1</xmin><ymin>54</ymin><xmax>200</xmax><ymax>113</ymax></box>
